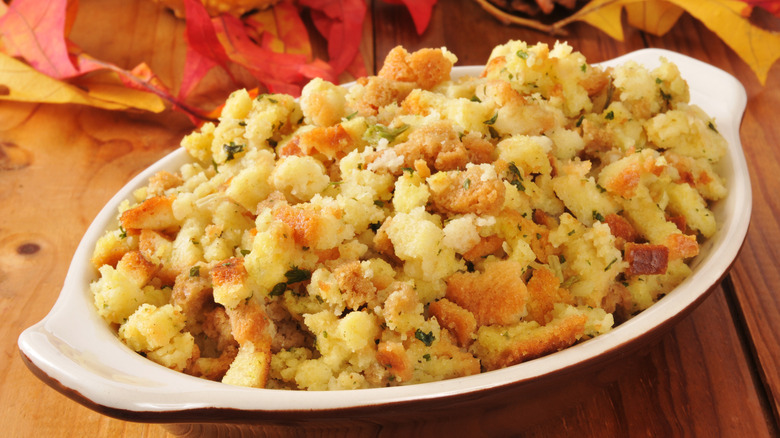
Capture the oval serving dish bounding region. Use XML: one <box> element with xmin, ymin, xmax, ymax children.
<box><xmin>18</xmin><ymin>49</ymin><xmax>751</xmax><ymax>434</ymax></box>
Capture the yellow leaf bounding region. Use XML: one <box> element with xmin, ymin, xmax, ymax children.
<box><xmin>555</xmin><ymin>0</ymin><xmax>637</xmax><ymax>41</ymax></box>
<box><xmin>665</xmin><ymin>0</ymin><xmax>780</xmax><ymax>84</ymax></box>
<box><xmin>0</xmin><ymin>52</ymin><xmax>165</xmax><ymax>112</ymax></box>
<box><xmin>625</xmin><ymin>1</ymin><xmax>685</xmax><ymax>36</ymax></box>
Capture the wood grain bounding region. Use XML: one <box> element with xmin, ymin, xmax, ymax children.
<box><xmin>2</xmin><ymin>0</ymin><xmax>779</xmax><ymax>436</ymax></box>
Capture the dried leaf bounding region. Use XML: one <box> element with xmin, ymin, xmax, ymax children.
<box><xmin>625</xmin><ymin>1</ymin><xmax>685</xmax><ymax>36</ymax></box>
<box><xmin>298</xmin><ymin>0</ymin><xmax>367</xmax><ymax>74</ymax></box>
<box><xmin>214</xmin><ymin>13</ymin><xmax>336</xmax><ymax>95</ymax></box>
<box><xmin>743</xmin><ymin>0</ymin><xmax>780</xmax><ymax>17</ymax></box>
<box><xmin>664</xmin><ymin>0</ymin><xmax>780</xmax><ymax>84</ymax></box>
<box><xmin>180</xmin><ymin>0</ymin><xmax>237</xmax><ymax>99</ymax></box>
<box><xmin>0</xmin><ymin>0</ymin><xmax>80</xmax><ymax>78</ymax></box>
<box><xmin>557</xmin><ymin>0</ymin><xmax>631</xmax><ymax>41</ymax></box>
<box><xmin>0</xmin><ymin>51</ymin><xmax>164</xmax><ymax>111</ymax></box>
<box><xmin>559</xmin><ymin>0</ymin><xmax>780</xmax><ymax>85</ymax></box>
<box><xmin>382</xmin><ymin>0</ymin><xmax>438</xmax><ymax>35</ymax></box>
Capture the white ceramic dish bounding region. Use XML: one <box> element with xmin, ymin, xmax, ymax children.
<box><xmin>18</xmin><ymin>49</ymin><xmax>751</xmax><ymax>427</ymax></box>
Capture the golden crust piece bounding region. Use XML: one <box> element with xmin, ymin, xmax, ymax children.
<box><xmin>120</xmin><ymin>195</ymin><xmax>179</xmax><ymax>233</ymax></box>
<box><xmin>394</xmin><ymin>122</ymin><xmax>495</xmax><ymax>172</ymax></box>
<box><xmin>116</xmin><ymin>250</ymin><xmax>159</xmax><ymax>288</ymax></box>
<box><xmin>376</xmin><ymin>341</ymin><xmax>412</xmax><ymax>383</ymax></box>
<box><xmin>429</xmin><ymin>298</ymin><xmax>477</xmax><ymax>347</ymax></box>
<box><xmin>378</xmin><ymin>46</ymin><xmax>453</xmax><ymax>90</ymax></box>
<box><xmin>171</xmin><ymin>269</ymin><xmax>213</xmax><ymax>331</ymax></box>
<box><xmin>334</xmin><ymin>260</ymin><xmax>379</xmax><ymax>310</ymax></box>
<box><xmin>350</xmin><ymin>76</ymin><xmax>416</xmax><ymax>117</ymax></box>
<box><xmin>445</xmin><ymin>260</ymin><xmax>528</xmax><ymax>326</ymax></box>
<box><xmin>294</xmin><ymin>124</ymin><xmax>355</xmax><ymax>161</ymax></box>
<box><xmin>225</xmin><ymin>298</ymin><xmax>274</xmax><ymax>346</ymax></box>
<box><xmin>429</xmin><ymin>165</ymin><xmax>506</xmax><ymax>216</ymax></box>
<box><xmin>478</xmin><ymin>312</ymin><xmax>587</xmax><ymax>371</ymax></box>
<box><xmin>138</xmin><ymin>229</ymin><xmax>177</xmax><ymax>284</ymax></box>
<box><xmin>525</xmin><ymin>267</ymin><xmax>573</xmax><ymax>325</ymax></box>
<box><xmin>211</xmin><ymin>257</ymin><xmax>248</xmax><ymax>290</ymax></box>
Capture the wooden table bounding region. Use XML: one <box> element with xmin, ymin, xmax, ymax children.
<box><xmin>2</xmin><ymin>0</ymin><xmax>779</xmax><ymax>436</ymax></box>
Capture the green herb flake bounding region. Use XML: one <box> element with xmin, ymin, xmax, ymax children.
<box><xmin>223</xmin><ymin>141</ymin><xmax>245</xmax><ymax>161</ymax></box>
<box><xmin>240</xmin><ymin>249</ymin><xmax>251</xmax><ymax>256</ymax></box>
<box><xmin>414</xmin><ymin>329</ymin><xmax>435</xmax><ymax>347</ymax></box>
<box><xmin>423</xmin><ymin>353</ymin><xmax>431</xmax><ymax>361</ymax></box>
<box><xmin>655</xmin><ymin>77</ymin><xmax>663</xmax><ymax>84</ymax></box>
<box><xmin>592</xmin><ymin>210</ymin><xmax>605</xmax><ymax>222</ymax></box>
<box><xmin>568</xmin><ymin>229</ymin><xmax>576</xmax><ymax>236</ymax></box>
<box><xmin>561</xmin><ymin>275</ymin><xmax>581</xmax><ymax>288</ymax></box>
<box><xmin>118</xmin><ymin>226</ymin><xmax>127</xmax><ymax>239</ymax></box>
<box><xmin>580</xmin><ymin>64</ymin><xmax>587</xmax><ymax>73</ymax></box>
<box><xmin>605</xmin><ymin>111</ymin><xmax>615</xmax><ymax>120</ymax></box>
<box><xmin>511</xmin><ymin>179</ymin><xmax>526</xmax><ymax>192</ymax></box>
<box><xmin>488</xmin><ymin>126</ymin><xmax>500</xmax><ymax>138</ymax></box>
<box><xmin>463</xmin><ymin>178</ymin><xmax>471</xmax><ymax>190</ymax></box>
<box><xmin>285</xmin><ymin>266</ymin><xmax>312</xmax><ymax>284</ymax></box>
<box><xmin>707</xmin><ymin>121</ymin><xmax>718</xmax><ymax>133</ymax></box>
<box><xmin>345</xmin><ymin>111</ymin><xmax>358</xmax><ymax>120</ymax></box>
<box><xmin>269</xmin><ymin>282</ymin><xmax>287</xmax><ymax>297</ymax></box>
<box><xmin>211</xmin><ymin>159</ymin><xmax>219</xmax><ymax>173</ymax></box>
<box><xmin>516</xmin><ymin>50</ymin><xmax>529</xmax><ymax>60</ymax></box>
<box><xmin>484</xmin><ymin>113</ymin><xmax>498</xmax><ymax>125</ymax></box>
<box><xmin>469</xmin><ymin>95</ymin><xmax>482</xmax><ymax>103</ymax></box>
<box><xmin>559</xmin><ymin>255</ymin><xmax>566</xmax><ymax>264</ymax></box>
<box><xmin>604</xmin><ymin>258</ymin><xmax>618</xmax><ymax>272</ymax></box>
<box><xmin>189</xmin><ymin>266</ymin><xmax>200</xmax><ymax>277</ymax></box>
<box><xmin>238</xmin><ymin>121</ymin><xmax>247</xmax><ymax>127</ymax></box>
<box><xmin>374</xmin><ymin>200</ymin><xmax>385</xmax><ymax>207</ymax></box>
<box><xmin>364</xmin><ymin>123</ymin><xmax>410</xmax><ymax>143</ymax></box>
<box><xmin>576</xmin><ymin>115</ymin><xmax>584</xmax><ymax>127</ymax></box>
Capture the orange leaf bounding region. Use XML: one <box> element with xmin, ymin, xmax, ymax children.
<box><xmin>0</xmin><ymin>0</ymin><xmax>80</xmax><ymax>78</ymax></box>
<box><xmin>180</xmin><ymin>0</ymin><xmax>237</xmax><ymax>99</ymax></box>
<box><xmin>625</xmin><ymin>1</ymin><xmax>685</xmax><ymax>36</ymax></box>
<box><xmin>381</xmin><ymin>0</ymin><xmax>438</xmax><ymax>35</ymax></box>
<box><xmin>299</xmin><ymin>0</ymin><xmax>367</xmax><ymax>74</ymax></box>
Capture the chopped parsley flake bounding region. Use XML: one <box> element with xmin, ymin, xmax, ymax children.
<box><xmin>223</xmin><ymin>141</ymin><xmax>245</xmax><ymax>161</ymax></box>
<box><xmin>189</xmin><ymin>266</ymin><xmax>200</xmax><ymax>277</ymax></box>
<box><xmin>414</xmin><ymin>329</ymin><xmax>435</xmax><ymax>346</ymax></box>
<box><xmin>284</xmin><ymin>266</ymin><xmax>312</xmax><ymax>284</ymax></box>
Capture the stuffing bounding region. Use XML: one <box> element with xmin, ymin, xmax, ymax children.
<box><xmin>91</xmin><ymin>40</ymin><xmax>727</xmax><ymax>390</ymax></box>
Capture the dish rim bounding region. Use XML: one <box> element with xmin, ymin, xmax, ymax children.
<box><xmin>17</xmin><ymin>47</ymin><xmax>752</xmax><ymax>421</ymax></box>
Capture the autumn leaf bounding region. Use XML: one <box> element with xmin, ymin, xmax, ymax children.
<box><xmin>625</xmin><ymin>1</ymin><xmax>685</xmax><ymax>36</ymax></box>
<box><xmin>556</xmin><ymin>0</ymin><xmax>780</xmax><ymax>85</ymax></box>
<box><xmin>0</xmin><ymin>0</ymin><xmax>80</xmax><ymax>78</ymax></box>
<box><xmin>382</xmin><ymin>0</ymin><xmax>438</xmax><ymax>35</ymax></box>
<box><xmin>743</xmin><ymin>0</ymin><xmax>780</xmax><ymax>17</ymax></box>
<box><xmin>664</xmin><ymin>0</ymin><xmax>780</xmax><ymax>84</ymax></box>
<box><xmin>179</xmin><ymin>0</ymin><xmax>237</xmax><ymax>100</ymax></box>
<box><xmin>299</xmin><ymin>0</ymin><xmax>367</xmax><ymax>75</ymax></box>
<box><xmin>0</xmin><ymin>51</ymin><xmax>165</xmax><ymax>112</ymax></box>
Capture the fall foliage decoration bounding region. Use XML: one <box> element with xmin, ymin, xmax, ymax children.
<box><xmin>0</xmin><ymin>0</ymin><xmax>436</xmax><ymax>121</ymax></box>
<box><xmin>475</xmin><ymin>0</ymin><xmax>780</xmax><ymax>85</ymax></box>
